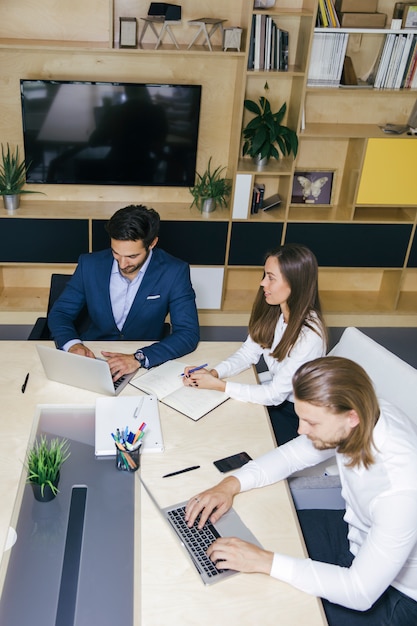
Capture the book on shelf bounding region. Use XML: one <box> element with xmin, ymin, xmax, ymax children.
<box><xmin>251</xmin><ymin>183</ymin><xmax>265</xmax><ymax>214</ymax></box>
<box><xmin>405</xmin><ymin>37</ymin><xmax>417</xmax><ymax>88</ymax></box>
<box><xmin>373</xmin><ymin>32</ymin><xmax>417</xmax><ymax>90</ymax></box>
<box><xmin>130</xmin><ymin>360</ymin><xmax>229</xmax><ymax>421</ymax></box>
<box><xmin>261</xmin><ymin>193</ymin><xmax>281</xmax><ymax>211</ymax></box>
<box><xmin>248</xmin><ymin>14</ymin><xmax>289</xmax><ymax>71</ymax></box>
<box><xmin>308</xmin><ymin>31</ymin><xmax>348</xmax><ymax>87</ymax></box>
<box><xmin>317</xmin><ymin>0</ymin><xmax>340</xmax><ymax>27</ymax></box>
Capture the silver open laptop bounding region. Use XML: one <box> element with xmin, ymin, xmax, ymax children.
<box><xmin>36</xmin><ymin>344</ymin><xmax>135</xmax><ymax>395</ymax></box>
<box><xmin>141</xmin><ymin>477</ymin><xmax>262</xmax><ymax>585</ymax></box>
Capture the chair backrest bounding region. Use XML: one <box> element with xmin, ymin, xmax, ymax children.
<box><xmin>47</xmin><ymin>273</ymin><xmax>91</xmax><ymax>338</ymax></box>
<box><xmin>47</xmin><ymin>274</ymin><xmax>71</xmax><ymax>313</ymax></box>
<box><xmin>329</xmin><ymin>327</ymin><xmax>417</xmax><ymax>424</ymax></box>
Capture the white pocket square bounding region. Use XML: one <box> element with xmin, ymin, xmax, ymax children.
<box><xmin>147</xmin><ymin>294</ymin><xmax>161</xmax><ymax>300</ymax></box>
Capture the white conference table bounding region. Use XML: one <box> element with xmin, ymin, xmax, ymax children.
<box><xmin>0</xmin><ymin>341</ymin><xmax>327</xmax><ymax>625</ymax></box>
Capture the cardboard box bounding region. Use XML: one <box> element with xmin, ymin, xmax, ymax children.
<box><xmin>339</xmin><ymin>12</ymin><xmax>387</xmax><ymax>27</ymax></box>
<box><xmin>335</xmin><ymin>0</ymin><xmax>378</xmax><ymax>12</ymax></box>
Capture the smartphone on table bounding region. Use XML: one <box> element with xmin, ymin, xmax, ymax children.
<box><xmin>213</xmin><ymin>451</ymin><xmax>252</xmax><ymax>473</ymax></box>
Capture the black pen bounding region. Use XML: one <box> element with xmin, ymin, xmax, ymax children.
<box><xmin>21</xmin><ymin>372</ymin><xmax>30</xmax><ymax>394</ymax></box>
<box><xmin>163</xmin><ymin>465</ymin><xmax>200</xmax><ymax>478</ymax></box>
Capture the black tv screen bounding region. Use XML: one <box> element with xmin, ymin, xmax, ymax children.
<box><xmin>20</xmin><ymin>79</ymin><xmax>202</xmax><ymax>187</ymax></box>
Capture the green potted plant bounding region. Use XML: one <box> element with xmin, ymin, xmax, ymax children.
<box><xmin>0</xmin><ymin>143</ymin><xmax>43</xmax><ymax>213</ymax></box>
<box><xmin>242</xmin><ymin>84</ymin><xmax>298</xmax><ymax>166</ymax></box>
<box><xmin>189</xmin><ymin>157</ymin><xmax>232</xmax><ymax>213</ymax></box>
<box><xmin>26</xmin><ymin>435</ymin><xmax>70</xmax><ymax>502</ymax></box>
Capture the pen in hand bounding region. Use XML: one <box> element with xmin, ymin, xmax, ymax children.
<box><xmin>21</xmin><ymin>372</ymin><xmax>30</xmax><ymax>394</ymax></box>
<box><xmin>180</xmin><ymin>363</ymin><xmax>208</xmax><ymax>378</ymax></box>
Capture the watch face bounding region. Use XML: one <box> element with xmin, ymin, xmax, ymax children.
<box><xmin>135</xmin><ymin>351</ymin><xmax>145</xmax><ymax>364</ymax></box>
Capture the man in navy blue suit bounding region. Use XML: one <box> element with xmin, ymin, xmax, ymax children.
<box><xmin>48</xmin><ymin>205</ymin><xmax>200</xmax><ymax>380</ymax></box>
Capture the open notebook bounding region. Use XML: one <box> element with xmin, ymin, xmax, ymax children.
<box><xmin>130</xmin><ymin>360</ymin><xmax>229</xmax><ymax>421</ymax></box>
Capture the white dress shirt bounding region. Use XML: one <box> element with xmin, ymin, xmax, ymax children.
<box><xmin>233</xmin><ymin>400</ymin><xmax>417</xmax><ymax>610</ymax></box>
<box><xmin>214</xmin><ymin>313</ymin><xmax>326</xmax><ymax>406</ymax></box>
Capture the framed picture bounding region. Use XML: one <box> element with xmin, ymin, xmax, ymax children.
<box><xmin>119</xmin><ymin>17</ymin><xmax>137</xmax><ymax>48</ymax></box>
<box><xmin>403</xmin><ymin>4</ymin><xmax>417</xmax><ymax>28</ymax></box>
<box><xmin>291</xmin><ymin>170</ymin><xmax>334</xmax><ymax>205</ymax></box>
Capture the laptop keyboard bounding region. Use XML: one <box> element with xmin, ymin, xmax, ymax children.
<box><xmin>167</xmin><ymin>506</ymin><xmax>224</xmax><ymax>579</ymax></box>
<box><xmin>113</xmin><ymin>374</ymin><xmax>126</xmax><ymax>390</ymax></box>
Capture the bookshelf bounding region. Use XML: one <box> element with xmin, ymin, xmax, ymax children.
<box><xmin>0</xmin><ymin>0</ymin><xmax>416</xmax><ymax>327</ymax></box>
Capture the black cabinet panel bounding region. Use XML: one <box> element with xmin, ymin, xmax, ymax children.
<box><xmin>228</xmin><ymin>222</ymin><xmax>283</xmax><ymax>266</ymax></box>
<box><xmin>0</xmin><ymin>219</ymin><xmax>89</xmax><ymax>262</ymax></box>
<box><xmin>407</xmin><ymin>232</ymin><xmax>417</xmax><ymax>268</ymax></box>
<box><xmin>92</xmin><ymin>220</ymin><xmax>228</xmax><ymax>265</ymax></box>
<box><xmin>285</xmin><ymin>223</ymin><xmax>412</xmax><ymax>268</ymax></box>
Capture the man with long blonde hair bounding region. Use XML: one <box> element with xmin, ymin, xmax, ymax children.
<box><xmin>185</xmin><ymin>357</ymin><xmax>417</xmax><ymax>625</ymax></box>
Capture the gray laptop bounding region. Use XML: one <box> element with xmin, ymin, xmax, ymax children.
<box><xmin>141</xmin><ymin>477</ymin><xmax>262</xmax><ymax>585</ymax></box>
<box><xmin>36</xmin><ymin>344</ymin><xmax>135</xmax><ymax>395</ymax></box>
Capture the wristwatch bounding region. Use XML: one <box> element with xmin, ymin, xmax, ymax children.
<box><xmin>134</xmin><ymin>349</ymin><xmax>147</xmax><ymax>368</ymax></box>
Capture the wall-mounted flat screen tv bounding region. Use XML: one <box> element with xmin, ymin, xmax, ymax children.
<box><xmin>20</xmin><ymin>79</ymin><xmax>202</xmax><ymax>187</ymax></box>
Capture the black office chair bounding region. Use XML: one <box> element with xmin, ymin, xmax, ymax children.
<box><xmin>27</xmin><ymin>273</ymin><xmax>171</xmax><ymax>340</ymax></box>
<box><xmin>27</xmin><ymin>273</ymin><xmax>90</xmax><ymax>341</ymax></box>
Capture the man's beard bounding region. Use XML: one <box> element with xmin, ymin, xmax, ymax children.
<box><xmin>310</xmin><ymin>435</ymin><xmax>348</xmax><ymax>451</ymax></box>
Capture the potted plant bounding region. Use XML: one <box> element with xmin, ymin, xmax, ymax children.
<box><xmin>242</xmin><ymin>84</ymin><xmax>298</xmax><ymax>166</ymax></box>
<box><xmin>26</xmin><ymin>435</ymin><xmax>70</xmax><ymax>502</ymax></box>
<box><xmin>0</xmin><ymin>143</ymin><xmax>43</xmax><ymax>213</ymax></box>
<box><xmin>189</xmin><ymin>157</ymin><xmax>232</xmax><ymax>213</ymax></box>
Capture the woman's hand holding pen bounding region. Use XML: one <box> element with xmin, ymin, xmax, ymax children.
<box><xmin>182</xmin><ymin>366</ymin><xmax>226</xmax><ymax>392</ymax></box>
<box><xmin>184</xmin><ymin>476</ymin><xmax>240</xmax><ymax>529</ymax></box>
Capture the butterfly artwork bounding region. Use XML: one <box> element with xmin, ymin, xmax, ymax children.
<box><xmin>291</xmin><ymin>171</ymin><xmax>333</xmax><ymax>205</ymax></box>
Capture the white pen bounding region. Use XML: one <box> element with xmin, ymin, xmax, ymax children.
<box><xmin>133</xmin><ymin>397</ymin><xmax>144</xmax><ymax>418</ymax></box>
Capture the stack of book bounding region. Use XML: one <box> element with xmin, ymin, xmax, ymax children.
<box><xmin>316</xmin><ymin>0</ymin><xmax>340</xmax><ymax>27</ymax></box>
<box><xmin>250</xmin><ymin>185</ymin><xmax>281</xmax><ymax>214</ymax></box>
<box><xmin>374</xmin><ymin>32</ymin><xmax>417</xmax><ymax>89</ymax></box>
<box><xmin>307</xmin><ymin>31</ymin><xmax>349</xmax><ymax>87</ymax></box>
<box><xmin>247</xmin><ymin>14</ymin><xmax>289</xmax><ymax>71</ymax></box>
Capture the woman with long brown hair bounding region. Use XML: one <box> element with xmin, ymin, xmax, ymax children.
<box><xmin>184</xmin><ymin>243</ymin><xmax>327</xmax><ymax>444</ymax></box>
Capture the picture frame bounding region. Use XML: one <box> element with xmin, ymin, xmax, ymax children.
<box><xmin>291</xmin><ymin>170</ymin><xmax>334</xmax><ymax>205</ymax></box>
<box><xmin>119</xmin><ymin>17</ymin><xmax>138</xmax><ymax>48</ymax></box>
<box><xmin>403</xmin><ymin>4</ymin><xmax>417</xmax><ymax>28</ymax></box>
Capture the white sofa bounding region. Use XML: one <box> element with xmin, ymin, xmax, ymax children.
<box><xmin>289</xmin><ymin>327</ymin><xmax>417</xmax><ymax>510</ymax></box>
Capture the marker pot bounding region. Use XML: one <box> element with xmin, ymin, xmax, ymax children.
<box><xmin>115</xmin><ymin>443</ymin><xmax>142</xmax><ymax>472</ymax></box>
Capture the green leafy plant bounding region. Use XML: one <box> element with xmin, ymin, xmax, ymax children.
<box><xmin>189</xmin><ymin>157</ymin><xmax>232</xmax><ymax>211</ymax></box>
<box><xmin>242</xmin><ymin>86</ymin><xmax>298</xmax><ymax>162</ymax></box>
<box><xmin>0</xmin><ymin>143</ymin><xmax>43</xmax><ymax>196</ymax></box>
<box><xmin>26</xmin><ymin>435</ymin><xmax>70</xmax><ymax>497</ymax></box>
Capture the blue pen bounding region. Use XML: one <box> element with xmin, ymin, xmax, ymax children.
<box><xmin>180</xmin><ymin>363</ymin><xmax>208</xmax><ymax>377</ymax></box>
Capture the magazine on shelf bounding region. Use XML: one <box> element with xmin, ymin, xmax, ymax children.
<box><xmin>130</xmin><ymin>360</ymin><xmax>229</xmax><ymax>421</ymax></box>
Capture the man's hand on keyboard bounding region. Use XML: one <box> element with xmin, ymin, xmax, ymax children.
<box><xmin>101</xmin><ymin>351</ymin><xmax>140</xmax><ymax>381</ymax></box>
<box><xmin>185</xmin><ymin>476</ymin><xmax>241</xmax><ymax>530</ymax></box>
<box><xmin>206</xmin><ymin>536</ymin><xmax>274</xmax><ymax>575</ymax></box>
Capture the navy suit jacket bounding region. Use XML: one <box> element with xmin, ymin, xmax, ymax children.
<box><xmin>48</xmin><ymin>248</ymin><xmax>200</xmax><ymax>367</ymax></box>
